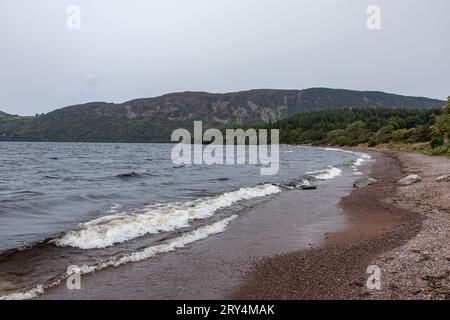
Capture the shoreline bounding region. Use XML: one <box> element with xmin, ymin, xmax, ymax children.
<box><xmin>233</xmin><ymin>149</ymin><xmax>449</xmax><ymax>299</ymax></box>
<box><xmin>6</xmin><ymin>147</ymin><xmax>447</xmax><ymax>300</ymax></box>
<box><xmin>35</xmin><ymin>149</ymin><xmax>359</xmax><ymax>299</ymax></box>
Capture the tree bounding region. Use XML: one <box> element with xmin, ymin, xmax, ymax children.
<box><xmin>430</xmin><ymin>97</ymin><xmax>450</xmax><ymax>152</ymax></box>
<box><xmin>439</xmin><ymin>97</ymin><xmax>450</xmax><ymax>151</ymax></box>
<box><xmin>376</xmin><ymin>124</ymin><xmax>395</xmax><ymax>144</ymax></box>
<box><xmin>391</xmin><ymin>128</ymin><xmax>416</xmax><ymax>142</ymax></box>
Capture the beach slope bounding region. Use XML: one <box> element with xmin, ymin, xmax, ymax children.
<box><xmin>234</xmin><ymin>150</ymin><xmax>449</xmax><ymax>300</ymax></box>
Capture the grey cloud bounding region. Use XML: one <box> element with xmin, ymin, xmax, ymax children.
<box><xmin>0</xmin><ymin>0</ymin><xmax>448</xmax><ymax>115</ymax></box>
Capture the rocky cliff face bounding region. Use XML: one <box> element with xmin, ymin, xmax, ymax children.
<box><xmin>121</xmin><ymin>90</ymin><xmax>294</xmax><ymax>125</ymax></box>
<box><xmin>56</xmin><ymin>88</ymin><xmax>445</xmax><ymax>125</ymax></box>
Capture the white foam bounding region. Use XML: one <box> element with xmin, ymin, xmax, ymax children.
<box><xmin>0</xmin><ymin>215</ymin><xmax>237</xmax><ymax>300</ymax></box>
<box><xmin>0</xmin><ymin>285</ymin><xmax>45</xmax><ymax>301</ymax></box>
<box><xmin>354</xmin><ymin>154</ymin><xmax>372</xmax><ymax>167</ymax></box>
<box><xmin>320</xmin><ymin>147</ymin><xmax>373</xmax><ymax>170</ymax></box>
<box><xmin>353</xmin><ymin>158</ymin><xmax>365</xmax><ymax>166</ymax></box>
<box><xmin>98</xmin><ymin>215</ymin><xmax>237</xmax><ymax>269</ymax></box>
<box><xmin>53</xmin><ymin>184</ymin><xmax>280</xmax><ymax>249</ymax></box>
<box><xmin>306</xmin><ymin>165</ymin><xmax>342</xmax><ymax>180</ymax></box>
<box><xmin>301</xmin><ymin>179</ymin><xmax>311</xmax><ymax>186</ymax></box>
<box><xmin>322</xmin><ymin>147</ymin><xmax>358</xmax><ymax>155</ymax></box>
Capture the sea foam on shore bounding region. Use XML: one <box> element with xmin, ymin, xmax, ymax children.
<box><xmin>1</xmin><ymin>215</ymin><xmax>238</xmax><ymax>300</ymax></box>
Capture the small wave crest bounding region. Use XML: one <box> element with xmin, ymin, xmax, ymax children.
<box><xmin>352</xmin><ymin>153</ymin><xmax>372</xmax><ymax>175</ymax></box>
<box><xmin>353</xmin><ymin>153</ymin><xmax>372</xmax><ymax>167</ymax></box>
<box><xmin>0</xmin><ymin>215</ymin><xmax>237</xmax><ymax>300</ymax></box>
<box><xmin>116</xmin><ymin>170</ymin><xmax>154</xmax><ymax>179</ymax></box>
<box><xmin>306</xmin><ymin>166</ymin><xmax>342</xmax><ymax>180</ymax></box>
<box><xmin>321</xmin><ymin>147</ymin><xmax>372</xmax><ymax>174</ymax></box>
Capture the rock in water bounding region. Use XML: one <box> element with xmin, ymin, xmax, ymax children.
<box><xmin>399</xmin><ymin>175</ymin><xmax>422</xmax><ymax>185</ymax></box>
<box><xmin>353</xmin><ymin>177</ymin><xmax>378</xmax><ymax>188</ymax></box>
<box><xmin>301</xmin><ymin>185</ymin><xmax>317</xmax><ymax>190</ymax></box>
<box><xmin>435</xmin><ymin>175</ymin><xmax>450</xmax><ymax>182</ymax></box>
<box><xmin>286</xmin><ymin>181</ymin><xmax>297</xmax><ymax>188</ymax></box>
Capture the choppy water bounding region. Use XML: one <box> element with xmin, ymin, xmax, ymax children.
<box><xmin>0</xmin><ymin>142</ymin><xmax>369</xmax><ymax>299</ymax></box>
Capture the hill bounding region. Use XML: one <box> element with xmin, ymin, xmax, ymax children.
<box><xmin>250</xmin><ymin>98</ymin><xmax>450</xmax><ymax>155</ymax></box>
<box><xmin>0</xmin><ymin>88</ymin><xmax>445</xmax><ymax>142</ymax></box>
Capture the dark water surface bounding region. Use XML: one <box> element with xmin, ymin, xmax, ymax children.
<box><xmin>0</xmin><ymin>142</ymin><xmax>368</xmax><ymax>299</ymax></box>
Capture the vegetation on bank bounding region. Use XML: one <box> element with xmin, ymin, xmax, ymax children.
<box><xmin>1</xmin><ymin>94</ymin><xmax>448</xmax><ymax>156</ymax></box>
<box><xmin>257</xmin><ymin>97</ymin><xmax>450</xmax><ymax>156</ymax></box>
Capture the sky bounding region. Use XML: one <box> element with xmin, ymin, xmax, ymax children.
<box><xmin>0</xmin><ymin>0</ymin><xmax>449</xmax><ymax>116</ymax></box>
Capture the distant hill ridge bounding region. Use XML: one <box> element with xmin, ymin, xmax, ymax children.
<box><xmin>0</xmin><ymin>88</ymin><xmax>445</xmax><ymax>142</ymax></box>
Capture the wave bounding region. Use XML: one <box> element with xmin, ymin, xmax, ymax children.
<box><xmin>352</xmin><ymin>153</ymin><xmax>371</xmax><ymax>175</ymax></box>
<box><xmin>44</xmin><ymin>175</ymin><xmax>59</xmax><ymax>180</ymax></box>
<box><xmin>53</xmin><ymin>184</ymin><xmax>280</xmax><ymax>249</ymax></box>
<box><xmin>320</xmin><ymin>147</ymin><xmax>372</xmax><ymax>175</ymax></box>
<box><xmin>214</xmin><ymin>177</ymin><xmax>230</xmax><ymax>181</ymax></box>
<box><xmin>321</xmin><ymin>147</ymin><xmax>371</xmax><ymax>165</ymax></box>
<box><xmin>0</xmin><ymin>215</ymin><xmax>237</xmax><ymax>300</ymax></box>
<box><xmin>306</xmin><ymin>166</ymin><xmax>342</xmax><ymax>180</ymax></box>
<box><xmin>353</xmin><ymin>154</ymin><xmax>371</xmax><ymax>167</ymax></box>
<box><xmin>116</xmin><ymin>170</ymin><xmax>154</xmax><ymax>179</ymax></box>
<box><xmin>173</xmin><ymin>164</ymin><xmax>192</xmax><ymax>169</ymax></box>
<box><xmin>88</xmin><ymin>215</ymin><xmax>237</xmax><ymax>270</ymax></box>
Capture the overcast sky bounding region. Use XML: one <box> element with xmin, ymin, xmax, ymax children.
<box><xmin>0</xmin><ymin>0</ymin><xmax>448</xmax><ymax>115</ymax></box>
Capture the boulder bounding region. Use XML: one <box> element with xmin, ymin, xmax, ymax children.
<box><xmin>399</xmin><ymin>175</ymin><xmax>422</xmax><ymax>186</ymax></box>
<box><xmin>285</xmin><ymin>181</ymin><xmax>297</xmax><ymax>189</ymax></box>
<box><xmin>301</xmin><ymin>185</ymin><xmax>317</xmax><ymax>190</ymax></box>
<box><xmin>353</xmin><ymin>177</ymin><xmax>378</xmax><ymax>188</ymax></box>
<box><xmin>435</xmin><ymin>175</ymin><xmax>450</xmax><ymax>182</ymax></box>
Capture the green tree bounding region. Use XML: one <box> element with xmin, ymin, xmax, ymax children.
<box><xmin>429</xmin><ymin>97</ymin><xmax>450</xmax><ymax>152</ymax></box>
<box><xmin>437</xmin><ymin>97</ymin><xmax>450</xmax><ymax>151</ymax></box>
<box><xmin>446</xmin><ymin>96</ymin><xmax>450</xmax><ymax>114</ymax></box>
<box><xmin>376</xmin><ymin>124</ymin><xmax>395</xmax><ymax>144</ymax></box>
<box><xmin>391</xmin><ymin>128</ymin><xmax>416</xmax><ymax>142</ymax></box>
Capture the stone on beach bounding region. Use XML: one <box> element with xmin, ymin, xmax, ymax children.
<box><xmin>435</xmin><ymin>174</ymin><xmax>450</xmax><ymax>182</ymax></box>
<box><xmin>399</xmin><ymin>175</ymin><xmax>422</xmax><ymax>186</ymax></box>
<box><xmin>353</xmin><ymin>177</ymin><xmax>378</xmax><ymax>188</ymax></box>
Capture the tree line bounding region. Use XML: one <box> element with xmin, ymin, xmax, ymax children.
<box><xmin>259</xmin><ymin>97</ymin><xmax>450</xmax><ymax>155</ymax></box>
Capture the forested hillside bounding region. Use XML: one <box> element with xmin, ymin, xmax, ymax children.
<box><xmin>267</xmin><ymin>97</ymin><xmax>450</xmax><ymax>155</ymax></box>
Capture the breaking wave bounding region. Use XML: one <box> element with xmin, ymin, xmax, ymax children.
<box><xmin>53</xmin><ymin>184</ymin><xmax>280</xmax><ymax>249</ymax></box>
<box><xmin>306</xmin><ymin>166</ymin><xmax>342</xmax><ymax>180</ymax></box>
<box><xmin>0</xmin><ymin>215</ymin><xmax>237</xmax><ymax>300</ymax></box>
<box><xmin>321</xmin><ymin>147</ymin><xmax>372</xmax><ymax>175</ymax></box>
